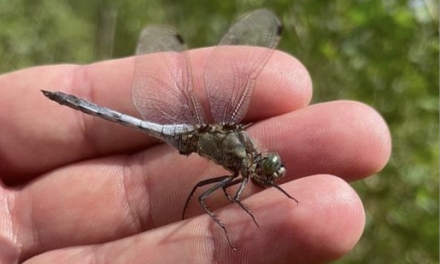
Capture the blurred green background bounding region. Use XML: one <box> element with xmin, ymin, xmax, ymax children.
<box><xmin>0</xmin><ymin>0</ymin><xmax>438</xmax><ymax>263</ymax></box>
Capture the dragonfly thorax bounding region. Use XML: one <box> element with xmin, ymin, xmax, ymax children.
<box><xmin>189</xmin><ymin>124</ymin><xmax>254</xmax><ymax>169</ymax></box>
<box><xmin>174</xmin><ymin>124</ymin><xmax>286</xmax><ymax>188</ymax></box>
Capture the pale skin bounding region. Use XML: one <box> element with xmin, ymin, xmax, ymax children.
<box><xmin>0</xmin><ymin>48</ymin><xmax>391</xmax><ymax>264</ymax></box>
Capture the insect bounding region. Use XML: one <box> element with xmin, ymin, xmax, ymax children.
<box><xmin>42</xmin><ymin>9</ymin><xmax>297</xmax><ymax>249</ymax></box>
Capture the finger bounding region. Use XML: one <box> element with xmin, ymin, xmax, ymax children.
<box><xmin>21</xmin><ymin>176</ymin><xmax>365</xmax><ymax>264</ymax></box>
<box><xmin>254</xmin><ymin>100</ymin><xmax>392</xmax><ymax>181</ymax></box>
<box><xmin>0</xmin><ymin>49</ymin><xmax>312</xmax><ymax>180</ymax></box>
<box><xmin>5</xmin><ymin>100</ymin><xmax>387</xmax><ymax>260</ymax></box>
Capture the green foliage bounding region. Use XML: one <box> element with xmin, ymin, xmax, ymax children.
<box><xmin>0</xmin><ymin>0</ymin><xmax>438</xmax><ymax>263</ymax></box>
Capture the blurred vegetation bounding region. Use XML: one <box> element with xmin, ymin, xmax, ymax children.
<box><xmin>0</xmin><ymin>0</ymin><xmax>438</xmax><ymax>263</ymax></box>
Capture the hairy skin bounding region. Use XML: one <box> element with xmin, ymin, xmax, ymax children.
<box><xmin>0</xmin><ymin>48</ymin><xmax>391</xmax><ymax>264</ymax></box>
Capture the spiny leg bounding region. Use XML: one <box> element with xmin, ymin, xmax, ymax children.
<box><xmin>182</xmin><ymin>175</ymin><xmax>234</xmax><ymax>220</ymax></box>
<box><xmin>255</xmin><ymin>177</ymin><xmax>299</xmax><ymax>203</ymax></box>
<box><xmin>221</xmin><ymin>178</ymin><xmax>240</xmax><ymax>203</ymax></box>
<box><xmin>222</xmin><ymin>177</ymin><xmax>259</xmax><ymax>227</ymax></box>
<box><xmin>198</xmin><ymin>176</ymin><xmax>238</xmax><ymax>249</ymax></box>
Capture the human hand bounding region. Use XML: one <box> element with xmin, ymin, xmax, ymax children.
<box><xmin>0</xmin><ymin>48</ymin><xmax>391</xmax><ymax>263</ymax></box>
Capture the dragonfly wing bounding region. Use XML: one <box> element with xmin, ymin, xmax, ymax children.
<box><xmin>204</xmin><ymin>9</ymin><xmax>282</xmax><ymax>124</ymax></box>
<box><xmin>132</xmin><ymin>25</ymin><xmax>206</xmax><ymax>126</ymax></box>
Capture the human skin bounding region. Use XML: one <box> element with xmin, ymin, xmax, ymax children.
<box><xmin>0</xmin><ymin>48</ymin><xmax>391</xmax><ymax>264</ymax></box>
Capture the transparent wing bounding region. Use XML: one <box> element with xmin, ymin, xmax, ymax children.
<box><xmin>204</xmin><ymin>9</ymin><xmax>282</xmax><ymax>124</ymax></box>
<box><xmin>132</xmin><ymin>25</ymin><xmax>206</xmax><ymax>126</ymax></box>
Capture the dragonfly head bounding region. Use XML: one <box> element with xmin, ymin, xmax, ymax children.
<box><xmin>252</xmin><ymin>153</ymin><xmax>286</xmax><ymax>188</ymax></box>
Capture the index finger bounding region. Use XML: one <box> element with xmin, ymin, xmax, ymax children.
<box><xmin>0</xmin><ymin>48</ymin><xmax>312</xmax><ymax>182</ymax></box>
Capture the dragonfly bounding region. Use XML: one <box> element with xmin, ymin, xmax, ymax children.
<box><xmin>42</xmin><ymin>9</ymin><xmax>297</xmax><ymax>249</ymax></box>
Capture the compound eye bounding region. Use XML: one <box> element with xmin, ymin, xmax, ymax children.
<box><xmin>262</xmin><ymin>153</ymin><xmax>283</xmax><ymax>176</ymax></box>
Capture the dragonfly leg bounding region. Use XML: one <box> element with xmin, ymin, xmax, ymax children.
<box><xmin>221</xmin><ymin>178</ymin><xmax>240</xmax><ymax>203</ymax></box>
<box><xmin>182</xmin><ymin>175</ymin><xmax>235</xmax><ymax>220</ymax></box>
<box><xmin>197</xmin><ymin>175</ymin><xmax>238</xmax><ymax>249</ymax></box>
<box><xmin>253</xmin><ymin>177</ymin><xmax>299</xmax><ymax>203</ymax></box>
<box><xmin>222</xmin><ymin>177</ymin><xmax>259</xmax><ymax>227</ymax></box>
